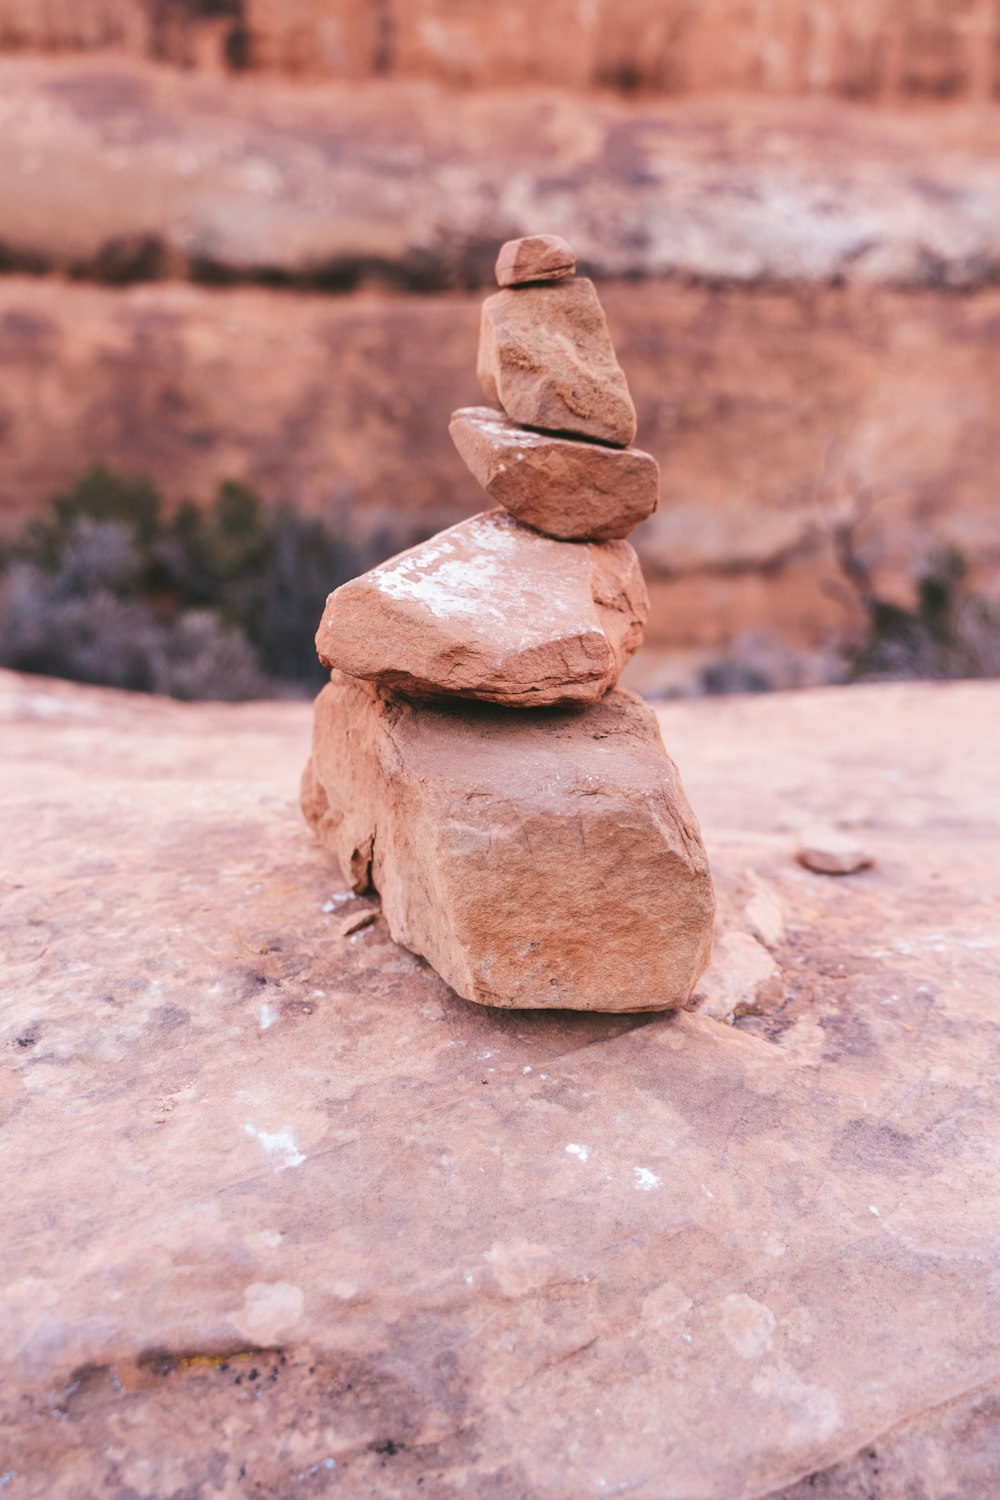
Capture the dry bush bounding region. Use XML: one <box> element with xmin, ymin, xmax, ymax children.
<box><xmin>0</xmin><ymin>464</ymin><xmax>376</xmax><ymax>700</ymax></box>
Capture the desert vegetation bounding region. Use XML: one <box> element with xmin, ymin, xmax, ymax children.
<box><xmin>0</xmin><ymin>464</ymin><xmax>368</xmax><ymax>699</ymax></box>
<box><xmin>1</xmin><ymin>462</ymin><xmax>997</xmax><ymax>701</ymax></box>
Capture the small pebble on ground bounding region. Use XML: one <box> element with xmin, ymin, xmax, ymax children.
<box><xmin>796</xmin><ymin>826</ymin><xmax>874</xmax><ymax>876</ymax></box>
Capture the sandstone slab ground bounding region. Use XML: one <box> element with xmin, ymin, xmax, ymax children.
<box><xmin>2</xmin><ymin>670</ymin><xmax>999</xmax><ymax>1497</ymax></box>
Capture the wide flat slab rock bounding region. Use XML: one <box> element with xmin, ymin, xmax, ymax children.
<box><xmin>450</xmin><ymin>406</ymin><xmax>659</xmax><ymax>540</ymax></box>
<box><xmin>3</xmin><ymin>671</ymin><xmax>1000</xmax><ymax>1498</ymax></box>
<box><xmin>302</xmin><ymin>674</ymin><xmax>714</xmax><ymax>1011</ymax></box>
<box><xmin>478</xmin><ymin>279</ymin><xmax>638</xmax><ymax>447</ymax></box>
<box><xmin>315</xmin><ymin>508</ymin><xmax>648</xmax><ymax>706</ymax></box>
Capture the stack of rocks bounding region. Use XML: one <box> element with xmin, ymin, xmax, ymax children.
<box><xmin>302</xmin><ymin>235</ymin><xmax>715</xmax><ymax>1012</ymax></box>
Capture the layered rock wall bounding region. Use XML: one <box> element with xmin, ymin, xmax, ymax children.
<box><xmin>0</xmin><ymin>23</ymin><xmax>997</xmax><ymax>686</ymax></box>
<box><xmin>3</xmin><ymin>0</ymin><xmax>1000</xmax><ymax>100</ymax></box>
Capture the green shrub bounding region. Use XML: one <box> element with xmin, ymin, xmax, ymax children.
<box><xmin>0</xmin><ymin>463</ymin><xmax>374</xmax><ymax>700</ymax></box>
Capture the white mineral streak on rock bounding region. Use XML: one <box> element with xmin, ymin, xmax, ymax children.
<box><xmin>229</xmin><ymin>1281</ymin><xmax>305</xmax><ymax>1344</ymax></box>
<box><xmin>370</xmin><ymin>513</ymin><xmax>517</xmax><ymax>624</ymax></box>
<box><xmin>244</xmin><ymin>1123</ymin><xmax>307</xmax><ymax>1170</ymax></box>
<box><xmin>314</xmin><ymin>509</ymin><xmax>648</xmax><ymax>707</ymax></box>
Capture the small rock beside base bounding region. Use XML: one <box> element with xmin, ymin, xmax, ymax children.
<box><xmin>797</xmin><ymin>826</ymin><xmax>874</xmax><ymax>876</ymax></box>
<box><xmin>303</xmin><ymin>673</ymin><xmax>715</xmax><ymax>1012</ymax></box>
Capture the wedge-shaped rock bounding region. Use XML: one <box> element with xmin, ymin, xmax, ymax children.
<box><xmin>450</xmin><ymin>406</ymin><xmax>659</xmax><ymax>540</ymax></box>
<box><xmin>477</xmin><ymin>278</ymin><xmax>638</xmax><ymax>447</ymax></box>
<box><xmin>315</xmin><ymin>508</ymin><xmax>647</xmax><ymax>706</ymax></box>
<box><xmin>302</xmin><ymin>674</ymin><xmax>715</xmax><ymax>1011</ymax></box>
<box><xmin>495</xmin><ymin>233</ymin><xmax>576</xmax><ymax>287</ymax></box>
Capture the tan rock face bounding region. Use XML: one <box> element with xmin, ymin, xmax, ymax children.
<box><xmin>449</xmin><ymin>406</ymin><xmax>659</xmax><ymax>541</ymax></box>
<box><xmin>2</xmin><ymin>63</ymin><xmax>999</xmax><ymax>682</ymax></box>
<box><xmin>5</xmin><ymin>1</ymin><xmax>1000</xmax><ymax>103</ymax></box>
<box><xmin>314</xmin><ymin>508</ymin><xmax>648</xmax><ymax>706</ymax></box>
<box><xmin>303</xmin><ymin>672</ymin><xmax>715</xmax><ymax>1011</ymax></box>
<box><xmin>3</xmin><ymin>61</ymin><xmax>999</xmax><ymax>292</ymax></box>
<box><xmin>494</xmin><ymin>234</ymin><xmax>576</xmax><ymax>287</ymax></box>
<box><xmin>478</xmin><ymin>279</ymin><xmax>638</xmax><ymax>448</ymax></box>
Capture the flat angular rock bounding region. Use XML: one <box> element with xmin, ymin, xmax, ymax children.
<box><xmin>315</xmin><ymin>508</ymin><xmax>648</xmax><ymax>707</ymax></box>
<box><xmin>477</xmin><ymin>278</ymin><xmax>638</xmax><ymax>447</ymax></box>
<box><xmin>449</xmin><ymin>405</ymin><xmax>659</xmax><ymax>540</ymax></box>
<box><xmin>495</xmin><ymin>233</ymin><xmax>576</xmax><ymax>287</ymax></box>
<box><xmin>302</xmin><ymin>673</ymin><xmax>715</xmax><ymax>1011</ymax></box>
<box><xmin>693</xmin><ymin>931</ymin><xmax>785</xmax><ymax>1023</ymax></box>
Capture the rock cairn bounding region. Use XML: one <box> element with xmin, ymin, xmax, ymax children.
<box><xmin>302</xmin><ymin>234</ymin><xmax>715</xmax><ymax>1011</ymax></box>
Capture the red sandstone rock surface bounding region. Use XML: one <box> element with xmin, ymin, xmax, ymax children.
<box><xmin>303</xmin><ymin>673</ymin><xmax>714</xmax><ymax>1011</ymax></box>
<box><xmin>478</xmin><ymin>280</ymin><xmax>638</xmax><ymax>448</ymax></box>
<box><xmin>3</xmin><ymin>669</ymin><xmax>999</xmax><ymax>1494</ymax></box>
<box><xmin>450</xmin><ymin>406</ymin><xmax>659</xmax><ymax>541</ymax></box>
<box><xmin>315</xmin><ymin>509</ymin><xmax>648</xmax><ymax>707</ymax></box>
<box><xmin>3</xmin><ymin>0</ymin><xmax>1000</xmax><ymax>101</ymax></box>
<box><xmin>1</xmin><ymin>60</ymin><xmax>998</xmax><ymax>289</ymax></box>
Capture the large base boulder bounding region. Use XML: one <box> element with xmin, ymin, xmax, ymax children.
<box><xmin>302</xmin><ymin>672</ymin><xmax>715</xmax><ymax>1011</ymax></box>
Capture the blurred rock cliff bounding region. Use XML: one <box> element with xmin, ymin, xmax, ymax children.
<box><xmin>1</xmin><ymin>0</ymin><xmax>998</xmax><ymax>690</ymax></box>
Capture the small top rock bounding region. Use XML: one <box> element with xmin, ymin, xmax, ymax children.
<box><xmin>495</xmin><ymin>235</ymin><xmax>576</xmax><ymax>288</ymax></box>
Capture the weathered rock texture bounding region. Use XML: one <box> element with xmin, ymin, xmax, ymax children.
<box><xmin>693</xmin><ymin>931</ymin><xmax>786</xmax><ymax>1023</ymax></box>
<box><xmin>302</xmin><ymin>672</ymin><xmax>714</xmax><ymax>1011</ymax></box>
<box><xmin>315</xmin><ymin>509</ymin><xmax>648</xmax><ymax>707</ymax></box>
<box><xmin>478</xmin><ymin>280</ymin><xmax>637</xmax><ymax>447</ymax></box>
<box><xmin>449</xmin><ymin>407</ymin><xmax>659</xmax><ymax>541</ymax></box>
<box><xmin>495</xmin><ymin>235</ymin><xmax>576</xmax><ymax>288</ymax></box>
<box><xmin>1</xmin><ymin>60</ymin><xmax>998</xmax><ymax>289</ymax></box>
<box><xmin>4</xmin><ymin>1</ymin><xmax>1000</xmax><ymax>100</ymax></box>
<box><xmin>3</xmin><ymin>670</ymin><xmax>1000</xmax><ymax>1496</ymax></box>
